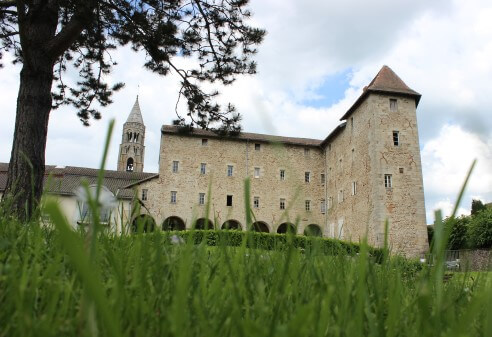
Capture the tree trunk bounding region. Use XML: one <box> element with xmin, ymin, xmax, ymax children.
<box><xmin>3</xmin><ymin>5</ymin><xmax>58</xmax><ymax>221</ymax></box>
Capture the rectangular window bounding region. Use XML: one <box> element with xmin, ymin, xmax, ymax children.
<box><xmin>304</xmin><ymin>148</ymin><xmax>310</xmax><ymax>156</ymax></box>
<box><xmin>384</xmin><ymin>174</ymin><xmax>392</xmax><ymax>188</ymax></box>
<box><xmin>280</xmin><ymin>169</ymin><xmax>285</xmax><ymax>181</ymax></box>
<box><xmin>226</xmin><ymin>195</ymin><xmax>233</xmax><ymax>206</ymax></box>
<box><xmin>255</xmin><ymin>143</ymin><xmax>261</xmax><ymax>151</ymax></box>
<box><xmin>199</xmin><ymin>193</ymin><xmax>205</xmax><ymax>205</ymax></box>
<box><xmin>338</xmin><ymin>190</ymin><xmax>344</xmax><ymax>203</ymax></box>
<box><xmin>202</xmin><ymin>138</ymin><xmax>208</xmax><ymax>146</ymax></box>
<box><xmin>172</xmin><ymin>160</ymin><xmax>179</xmax><ymax>173</ymax></box>
<box><xmin>305</xmin><ymin>171</ymin><xmax>311</xmax><ymax>183</ymax></box>
<box><xmin>399</xmin><ymin>167</ymin><xmax>404</xmax><ymax>174</ymax></box>
<box><xmin>171</xmin><ymin>191</ymin><xmax>177</xmax><ymax>204</ymax></box>
<box><xmin>254</xmin><ymin>196</ymin><xmax>259</xmax><ymax>208</ymax></box>
<box><xmin>321</xmin><ymin>173</ymin><xmax>325</xmax><ymax>184</ymax></box>
<box><xmin>280</xmin><ymin>198</ymin><xmax>286</xmax><ymax>210</ymax></box>
<box><xmin>390</xmin><ymin>98</ymin><xmax>398</xmax><ymax>112</ymax></box>
<box><xmin>305</xmin><ymin>200</ymin><xmax>311</xmax><ymax>211</ymax></box>
<box><xmin>142</xmin><ymin>189</ymin><xmax>148</xmax><ymax>201</ymax></box>
<box><xmin>200</xmin><ymin>163</ymin><xmax>206</xmax><ymax>175</ymax></box>
<box><xmin>321</xmin><ymin>199</ymin><xmax>326</xmax><ymax>214</ymax></box>
<box><xmin>393</xmin><ymin>131</ymin><xmax>399</xmax><ymax>146</ymax></box>
<box><xmin>254</xmin><ymin>167</ymin><xmax>260</xmax><ymax>178</ymax></box>
<box><xmin>352</xmin><ymin>181</ymin><xmax>357</xmax><ymax>195</ymax></box>
<box><xmin>227</xmin><ymin>165</ymin><xmax>233</xmax><ymax>177</ymax></box>
<box><xmin>328</xmin><ymin>197</ymin><xmax>333</xmax><ymax>209</ymax></box>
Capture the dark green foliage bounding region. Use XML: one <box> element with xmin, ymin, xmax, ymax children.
<box><xmin>468</xmin><ymin>207</ymin><xmax>492</xmax><ymax>248</ymax></box>
<box><xmin>427</xmin><ymin>225</ymin><xmax>434</xmax><ymax>246</ymax></box>
<box><xmin>471</xmin><ymin>199</ymin><xmax>486</xmax><ymax>215</ymax></box>
<box><xmin>0</xmin><ymin>0</ymin><xmax>265</xmax><ymax>130</ymax></box>
<box><xmin>443</xmin><ymin>216</ymin><xmax>470</xmax><ymax>250</ymax></box>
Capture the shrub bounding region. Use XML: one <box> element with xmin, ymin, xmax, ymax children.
<box><xmin>468</xmin><ymin>207</ymin><xmax>492</xmax><ymax>248</ymax></box>
<box><xmin>444</xmin><ymin>215</ymin><xmax>470</xmax><ymax>250</ymax></box>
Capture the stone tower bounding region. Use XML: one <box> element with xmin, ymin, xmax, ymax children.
<box><xmin>117</xmin><ymin>97</ymin><xmax>145</xmax><ymax>172</ymax></box>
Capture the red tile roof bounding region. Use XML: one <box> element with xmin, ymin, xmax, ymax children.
<box><xmin>340</xmin><ymin>65</ymin><xmax>421</xmax><ymax>120</ymax></box>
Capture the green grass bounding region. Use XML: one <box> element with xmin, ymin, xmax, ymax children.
<box><xmin>0</xmin><ymin>215</ymin><xmax>491</xmax><ymax>337</ymax></box>
<box><xmin>1</xmin><ymin>121</ymin><xmax>490</xmax><ymax>336</ymax></box>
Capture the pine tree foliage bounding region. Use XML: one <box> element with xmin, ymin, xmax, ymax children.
<box><xmin>0</xmin><ymin>0</ymin><xmax>264</xmax><ymax>131</ymax></box>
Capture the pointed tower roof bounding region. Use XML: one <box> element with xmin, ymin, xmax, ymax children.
<box><xmin>340</xmin><ymin>65</ymin><xmax>421</xmax><ymax>120</ymax></box>
<box><xmin>126</xmin><ymin>96</ymin><xmax>144</xmax><ymax>124</ymax></box>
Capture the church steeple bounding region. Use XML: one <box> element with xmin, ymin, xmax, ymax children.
<box><xmin>117</xmin><ymin>96</ymin><xmax>146</xmax><ymax>172</ymax></box>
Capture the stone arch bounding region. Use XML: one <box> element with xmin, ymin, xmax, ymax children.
<box><xmin>277</xmin><ymin>222</ymin><xmax>296</xmax><ymax>234</ymax></box>
<box><xmin>194</xmin><ymin>218</ymin><xmax>214</xmax><ymax>230</ymax></box>
<box><xmin>162</xmin><ymin>216</ymin><xmax>186</xmax><ymax>231</ymax></box>
<box><xmin>304</xmin><ymin>224</ymin><xmax>322</xmax><ymax>237</ymax></box>
<box><xmin>252</xmin><ymin>221</ymin><xmax>270</xmax><ymax>233</ymax></box>
<box><xmin>132</xmin><ymin>214</ymin><xmax>156</xmax><ymax>233</ymax></box>
<box><xmin>222</xmin><ymin>219</ymin><xmax>242</xmax><ymax>230</ymax></box>
<box><xmin>126</xmin><ymin>157</ymin><xmax>134</xmax><ymax>172</ymax></box>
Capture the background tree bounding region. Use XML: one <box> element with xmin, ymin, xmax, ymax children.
<box><xmin>0</xmin><ymin>0</ymin><xmax>265</xmax><ymax>220</ymax></box>
<box><xmin>471</xmin><ymin>199</ymin><xmax>486</xmax><ymax>215</ymax></box>
<box><xmin>468</xmin><ymin>207</ymin><xmax>492</xmax><ymax>248</ymax></box>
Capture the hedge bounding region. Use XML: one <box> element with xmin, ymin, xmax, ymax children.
<box><xmin>156</xmin><ymin>229</ymin><xmax>386</xmax><ymax>259</ymax></box>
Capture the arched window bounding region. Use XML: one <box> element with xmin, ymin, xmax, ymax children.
<box><xmin>162</xmin><ymin>216</ymin><xmax>186</xmax><ymax>231</ymax></box>
<box><xmin>132</xmin><ymin>214</ymin><xmax>156</xmax><ymax>233</ymax></box>
<box><xmin>126</xmin><ymin>157</ymin><xmax>134</xmax><ymax>172</ymax></box>
<box><xmin>277</xmin><ymin>222</ymin><xmax>296</xmax><ymax>234</ymax></box>
<box><xmin>222</xmin><ymin>219</ymin><xmax>242</xmax><ymax>230</ymax></box>
<box><xmin>252</xmin><ymin>221</ymin><xmax>269</xmax><ymax>233</ymax></box>
<box><xmin>304</xmin><ymin>224</ymin><xmax>322</xmax><ymax>237</ymax></box>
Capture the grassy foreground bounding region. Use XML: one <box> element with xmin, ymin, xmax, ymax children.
<box><xmin>0</xmin><ymin>214</ymin><xmax>491</xmax><ymax>337</ymax></box>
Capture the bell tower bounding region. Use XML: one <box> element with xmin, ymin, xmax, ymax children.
<box><xmin>117</xmin><ymin>96</ymin><xmax>145</xmax><ymax>172</ymax></box>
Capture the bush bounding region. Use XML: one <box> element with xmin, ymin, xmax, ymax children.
<box><xmin>162</xmin><ymin>230</ymin><xmax>379</xmax><ymax>257</ymax></box>
<box><xmin>468</xmin><ymin>207</ymin><xmax>492</xmax><ymax>248</ymax></box>
<box><xmin>444</xmin><ymin>215</ymin><xmax>470</xmax><ymax>250</ymax></box>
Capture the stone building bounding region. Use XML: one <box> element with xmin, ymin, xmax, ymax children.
<box><xmin>0</xmin><ymin>65</ymin><xmax>429</xmax><ymax>257</ymax></box>
<box><xmin>129</xmin><ymin>65</ymin><xmax>429</xmax><ymax>257</ymax></box>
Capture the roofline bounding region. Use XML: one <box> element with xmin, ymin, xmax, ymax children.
<box><xmin>320</xmin><ymin>122</ymin><xmax>347</xmax><ymax>148</ymax></box>
<box><xmin>123</xmin><ymin>174</ymin><xmax>160</xmax><ymax>189</ymax></box>
<box><xmin>161</xmin><ymin>126</ymin><xmax>323</xmax><ymax>148</ymax></box>
<box><xmin>339</xmin><ymin>88</ymin><xmax>421</xmax><ymax>121</ymax></box>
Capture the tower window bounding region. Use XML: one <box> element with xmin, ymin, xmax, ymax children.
<box><xmin>126</xmin><ymin>158</ymin><xmax>134</xmax><ymax>172</ymax></box>
<box><xmin>200</xmin><ymin>163</ymin><xmax>206</xmax><ymax>175</ymax></box>
<box><xmin>227</xmin><ymin>165</ymin><xmax>233</xmax><ymax>177</ymax></box>
<box><xmin>142</xmin><ymin>189</ymin><xmax>148</xmax><ymax>201</ymax></box>
<box><xmin>172</xmin><ymin>161</ymin><xmax>179</xmax><ymax>173</ymax></box>
<box><xmin>321</xmin><ymin>173</ymin><xmax>325</xmax><ymax>184</ymax></box>
<box><xmin>202</xmin><ymin>138</ymin><xmax>208</xmax><ymax>146</ymax></box>
<box><xmin>280</xmin><ymin>198</ymin><xmax>286</xmax><ymax>210</ymax></box>
<box><xmin>199</xmin><ymin>193</ymin><xmax>205</xmax><ymax>205</ymax></box>
<box><xmin>399</xmin><ymin>167</ymin><xmax>404</xmax><ymax>174</ymax></box>
<box><xmin>390</xmin><ymin>98</ymin><xmax>398</xmax><ymax>112</ymax></box>
<box><xmin>171</xmin><ymin>191</ymin><xmax>177</xmax><ymax>204</ymax></box>
<box><xmin>254</xmin><ymin>197</ymin><xmax>259</xmax><ymax>208</ymax></box>
<box><xmin>305</xmin><ymin>200</ymin><xmax>311</xmax><ymax>211</ymax></box>
<box><xmin>384</xmin><ymin>174</ymin><xmax>392</xmax><ymax>188</ymax></box>
<box><xmin>255</xmin><ymin>143</ymin><xmax>261</xmax><ymax>151</ymax></box>
<box><xmin>338</xmin><ymin>190</ymin><xmax>344</xmax><ymax>203</ymax></box>
<box><xmin>226</xmin><ymin>195</ymin><xmax>233</xmax><ymax>207</ymax></box>
<box><xmin>280</xmin><ymin>169</ymin><xmax>285</xmax><ymax>181</ymax></box>
<box><xmin>352</xmin><ymin>181</ymin><xmax>357</xmax><ymax>195</ymax></box>
<box><xmin>321</xmin><ymin>199</ymin><xmax>326</xmax><ymax>214</ymax></box>
<box><xmin>305</xmin><ymin>172</ymin><xmax>311</xmax><ymax>183</ymax></box>
<box><xmin>304</xmin><ymin>148</ymin><xmax>310</xmax><ymax>156</ymax></box>
<box><xmin>254</xmin><ymin>167</ymin><xmax>260</xmax><ymax>178</ymax></box>
<box><xmin>393</xmin><ymin>131</ymin><xmax>400</xmax><ymax>146</ymax></box>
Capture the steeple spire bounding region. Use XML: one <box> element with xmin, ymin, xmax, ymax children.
<box><xmin>117</xmin><ymin>96</ymin><xmax>146</xmax><ymax>172</ymax></box>
<box><xmin>126</xmin><ymin>96</ymin><xmax>144</xmax><ymax>124</ymax></box>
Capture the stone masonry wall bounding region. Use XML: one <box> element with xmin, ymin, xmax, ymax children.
<box><xmin>138</xmin><ymin>134</ymin><xmax>326</xmax><ymax>233</ymax></box>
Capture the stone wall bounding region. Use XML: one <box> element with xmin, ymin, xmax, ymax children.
<box><xmin>138</xmin><ymin>135</ymin><xmax>326</xmax><ymax>233</ymax></box>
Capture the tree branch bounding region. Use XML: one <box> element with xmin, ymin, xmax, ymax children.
<box><xmin>45</xmin><ymin>3</ymin><xmax>96</xmax><ymax>60</ymax></box>
<box><xmin>0</xmin><ymin>30</ymin><xmax>18</xmax><ymax>38</ymax></box>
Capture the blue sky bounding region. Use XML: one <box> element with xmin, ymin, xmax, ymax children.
<box><xmin>0</xmin><ymin>0</ymin><xmax>491</xmax><ymax>224</ymax></box>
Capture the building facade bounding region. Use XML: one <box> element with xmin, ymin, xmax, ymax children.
<box><xmin>131</xmin><ymin>66</ymin><xmax>429</xmax><ymax>257</ymax></box>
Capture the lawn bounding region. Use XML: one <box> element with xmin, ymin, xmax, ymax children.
<box><xmin>1</xmin><ymin>211</ymin><xmax>491</xmax><ymax>337</ymax></box>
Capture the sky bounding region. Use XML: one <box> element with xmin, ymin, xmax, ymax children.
<box><xmin>1</xmin><ymin>0</ymin><xmax>491</xmax><ymax>224</ymax></box>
